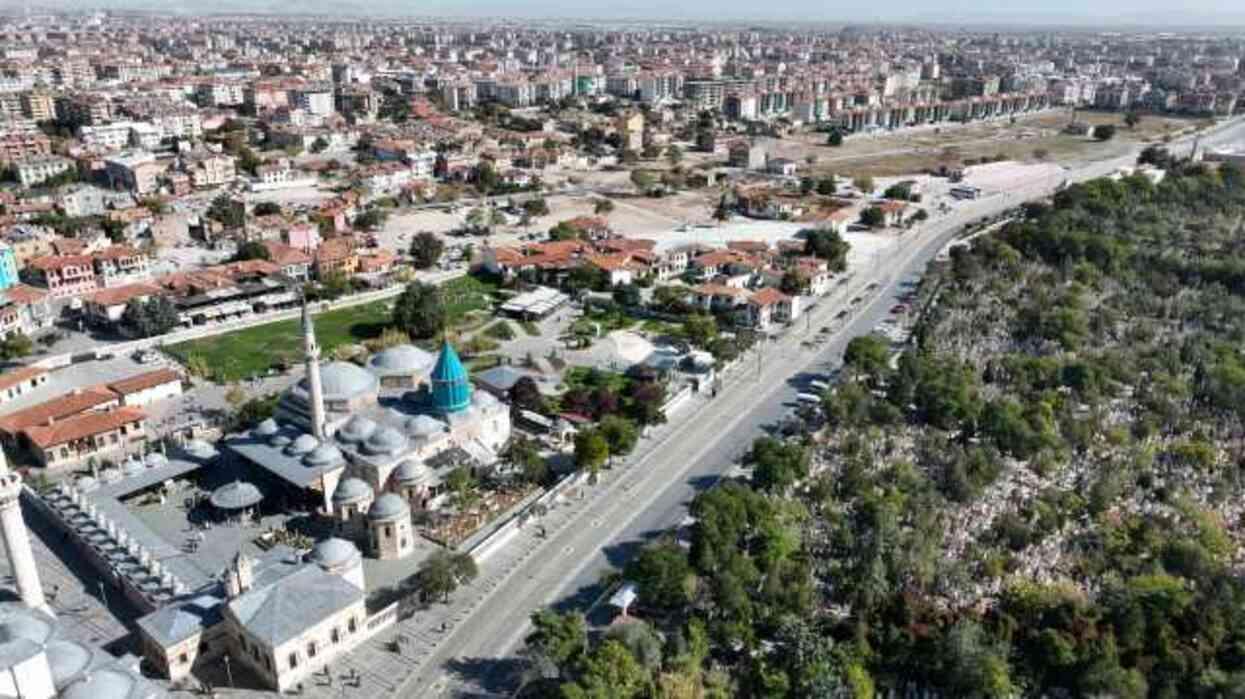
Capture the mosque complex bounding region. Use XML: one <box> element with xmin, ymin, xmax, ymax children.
<box><xmin>2</xmin><ymin>300</ymin><xmax>516</xmax><ymax>695</ymax></box>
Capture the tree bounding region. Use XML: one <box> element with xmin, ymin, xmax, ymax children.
<box><xmin>1094</xmin><ymin>124</ymin><xmax>1117</xmax><ymax>141</ymax></box>
<box><xmin>253</xmin><ymin>202</ymin><xmax>282</xmax><ymax>217</ymax></box>
<box><xmin>354</xmin><ymin>208</ymin><xmax>389</xmax><ymax>231</ymax></box>
<box><xmin>593</xmin><ymin>198</ymin><xmax>615</xmax><ymax>216</ymax></box>
<box><xmin>1124</xmin><ymin>112</ymin><xmax>1141</xmax><ymax>129</ymax></box>
<box><xmin>815</xmin><ymin>176</ymin><xmax>836</xmax><ymax>196</ymax></box>
<box><xmin>625</xmin><ymin>543</ymin><xmax>694</xmax><ymax>610</ymax></box>
<box><xmin>507</xmin><ymin>437</ymin><xmax>548</xmax><ymax>486</ymax></box>
<box><xmin>1032</xmin><ymin>147</ymin><xmax>1050</xmax><ymax>161</ymax></box>
<box><xmin>843</xmin><ymin>335</ymin><xmax>890</xmax><ymax>379</ymax></box>
<box><xmin>612</xmin><ymin>284</ymin><xmax>642</xmax><ymax>308</ymax></box>
<box><xmin>574</xmin><ymin>428</ymin><xmax>609</xmax><ymax>478</ymax></box>
<box><xmin>232</xmin><ymin>240</ymin><xmax>270</xmax><ymax>262</ymax></box>
<box><xmin>749</xmin><ymin>436</ymin><xmax>809</xmax><ymax>492</ymax></box>
<box><xmin>883</xmin><ymin>182</ymin><xmax>912</xmax><ymax>201</ymax></box>
<box><xmin>630</xmin><ymin>169</ymin><xmax>656</xmax><ymax>193</ymax></box>
<box><xmin>525</xmin><ymin>610</ymin><xmax>587</xmax><ymax>677</ymax></box>
<box><xmin>522</xmin><ymin>197</ymin><xmax>551</xmax><ymax>217</ymax></box>
<box><xmin>684</xmin><ymin>314</ymin><xmax>718</xmax><ymax>348</ymax></box>
<box><xmin>206</xmin><ymin>194</ymin><xmax>244</xmax><ymax>229</ymax></box>
<box><xmin>561</xmin><ymin>640</ymin><xmax>652</xmax><ymax>699</ymax></box>
<box><xmin>408</xmin><ymin>232</ymin><xmax>445</xmax><ymax>270</ymax></box>
<box><xmin>418</xmin><ymin>550</ymin><xmax>478</xmax><ymax>603</ymax></box>
<box><xmin>121</xmin><ymin>296</ymin><xmax>179</xmax><ymax>338</ymax></box>
<box><xmin>827</xmin><ymin>129</ymin><xmax>844</xmax><ymax>147</ymax></box>
<box><xmin>509</xmin><ymin>376</ymin><xmax>546</xmax><ymax>413</ymax></box>
<box><xmin>799</xmin><ymin>177</ymin><xmax>815</xmax><ymax>195</ymax></box>
<box><xmin>598</xmin><ymin>415</ymin><xmax>639</xmax><ymax>457</ymax></box>
<box><xmin>446</xmin><ymin>465</ymin><xmax>480</xmax><ymax>512</ymax></box>
<box><xmin>780</xmin><ymin>270</ymin><xmax>807</xmax><ymax>295</ymax></box>
<box><xmin>391</xmin><ymin>281</ymin><xmax>444</xmax><ymax>339</ymax></box>
<box><xmin>310</xmin><ymin>136</ymin><xmax>329</xmax><ymax>153</ymax></box>
<box><xmin>666</xmin><ymin>146</ymin><xmax>684</xmax><ymax>166</ymax></box>
<box><xmin>803</xmin><ymin>228</ymin><xmax>851</xmax><ymax>271</ymax></box>
<box><xmin>853</xmin><ymin>175</ymin><xmax>875</xmax><ymax>194</ymax></box>
<box><xmin>0</xmin><ymin>333</ymin><xmax>34</xmax><ymax>360</ymax></box>
<box><xmin>859</xmin><ymin>206</ymin><xmax>885</xmax><ymax>228</ymax></box>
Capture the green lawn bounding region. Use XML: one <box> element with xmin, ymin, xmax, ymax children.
<box><xmin>166</xmin><ymin>300</ymin><xmax>394</xmax><ymax>383</ymax></box>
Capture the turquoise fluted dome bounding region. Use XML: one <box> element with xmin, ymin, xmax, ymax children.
<box><xmin>431</xmin><ymin>341</ymin><xmax>471</xmax><ymax>413</ymax></box>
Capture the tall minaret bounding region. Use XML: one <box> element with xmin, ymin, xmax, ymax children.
<box><xmin>303</xmin><ymin>297</ymin><xmax>327</xmax><ymax>441</ymax></box>
<box><xmin>0</xmin><ymin>448</ymin><xmax>46</xmax><ymax>611</ymax></box>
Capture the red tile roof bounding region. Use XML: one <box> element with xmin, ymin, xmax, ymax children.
<box><xmin>748</xmin><ymin>287</ymin><xmax>790</xmax><ymax>307</ymax></box>
<box><xmin>0</xmin><ymin>387</ymin><xmax>118</xmax><ymax>435</ymax></box>
<box><xmin>0</xmin><ymin>365</ymin><xmax>46</xmax><ymax>393</ymax></box>
<box><xmin>106</xmin><ymin>368</ymin><xmax>181</xmax><ymax>396</ymax></box>
<box><xmin>24</xmin><ymin>406</ymin><xmax>146</xmax><ymax>449</ymax></box>
<box><xmin>86</xmin><ymin>282</ymin><xmax>163</xmax><ymax>307</ymax></box>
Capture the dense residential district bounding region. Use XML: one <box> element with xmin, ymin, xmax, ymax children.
<box><xmin>1</xmin><ymin>8</ymin><xmax>1245</xmax><ymax>699</ymax></box>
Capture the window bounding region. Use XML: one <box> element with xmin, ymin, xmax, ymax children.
<box><xmin>331</xmin><ymin>628</ymin><xmax>340</xmax><ymax>644</ymax></box>
<box><xmin>200</xmin><ymin>642</ymin><xmax>209</xmax><ymax>653</ymax></box>
<box><xmin>288</xmin><ymin>652</ymin><xmax>298</xmax><ymax>669</ymax></box>
<box><xmin>348</xmin><ymin>617</ymin><xmax>357</xmax><ymax>634</ymax></box>
<box><xmin>178</xmin><ymin>653</ymin><xmax>188</xmax><ymax>664</ymax></box>
<box><xmin>307</xmin><ymin>641</ymin><xmax>317</xmax><ymax>658</ymax></box>
<box><xmin>264</xmin><ymin>656</ymin><xmax>271</xmax><ymax>670</ymax></box>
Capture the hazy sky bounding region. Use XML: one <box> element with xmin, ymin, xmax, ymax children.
<box><xmin>21</xmin><ymin>0</ymin><xmax>1245</xmax><ymax>27</ymax></box>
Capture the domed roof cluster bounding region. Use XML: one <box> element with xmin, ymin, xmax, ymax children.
<box><xmin>286</xmin><ymin>433</ymin><xmax>320</xmax><ymax>456</ymax></box>
<box><xmin>392</xmin><ymin>460</ymin><xmax>423</xmax><ymax>485</ymax></box>
<box><xmin>303</xmin><ymin>442</ymin><xmax>344</xmax><ymax>467</ymax></box>
<box><xmin>368</xmin><ymin>344</ymin><xmax>436</xmax><ymax>376</ymax></box>
<box><xmin>368</xmin><ymin>493</ymin><xmax>410</xmax><ymax>521</ymax></box>
<box><xmin>332</xmin><ymin>477</ymin><xmax>373</xmax><ymax>505</ymax></box>
<box><xmin>363</xmin><ymin>426</ymin><xmax>407</xmax><ymax>456</ymax></box>
<box><xmin>294</xmin><ymin>361</ymin><xmax>378</xmax><ymax>403</ymax></box>
<box><xmin>336</xmin><ymin>414</ymin><xmax>378</xmax><ymax>443</ymax></box>
<box><xmin>310</xmin><ymin>537</ymin><xmax>361</xmax><ymax>569</ymax></box>
<box><xmin>406</xmin><ymin>414</ymin><xmax>446</xmax><ymax>439</ymax></box>
<box><xmin>431</xmin><ymin>341</ymin><xmax>471</xmax><ymax>414</ymax></box>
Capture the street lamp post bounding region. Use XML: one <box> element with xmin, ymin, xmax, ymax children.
<box><xmin>223</xmin><ymin>653</ymin><xmax>234</xmax><ymax>689</ymax></box>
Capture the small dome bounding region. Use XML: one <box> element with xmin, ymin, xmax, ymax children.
<box><xmin>145</xmin><ymin>452</ymin><xmax>168</xmax><ymax>468</ymax></box>
<box><xmin>75</xmin><ymin>476</ymin><xmax>98</xmax><ymax>491</ymax></box>
<box><xmin>392</xmin><ymin>460</ymin><xmax>423</xmax><ymax>484</ymax></box>
<box><xmin>332</xmin><ymin>477</ymin><xmax>373</xmax><ymax>504</ymax></box>
<box><xmin>368</xmin><ymin>344</ymin><xmax>436</xmax><ymax>375</ymax></box>
<box><xmin>62</xmin><ymin>669</ymin><xmax>136</xmax><ymax>699</ymax></box>
<box><xmin>269</xmin><ymin>434</ymin><xmax>291</xmax><ymax>447</ymax></box>
<box><xmin>406</xmin><ymin>415</ymin><xmax>446</xmax><ymax>439</ymax></box>
<box><xmin>310</xmin><ymin>537</ymin><xmax>361</xmax><ymax>569</ymax></box>
<box><xmin>301</xmin><ymin>361</ymin><xmax>378</xmax><ymax>402</ymax></box>
<box><xmin>210</xmin><ymin>481</ymin><xmax>263</xmax><ymax>510</ymax></box>
<box><xmin>368</xmin><ymin>493</ymin><xmax>409</xmax><ymax>521</ymax></box>
<box><xmin>364</xmin><ymin>426</ymin><xmax>406</xmax><ymax>456</ymax></box>
<box><xmin>286</xmin><ymin>433</ymin><xmax>320</xmax><ymax>456</ymax></box>
<box><xmin>0</xmin><ymin>613</ymin><xmax>52</xmax><ymax>645</ymax></box>
<box><xmin>336</xmin><ymin>414</ymin><xmax>377</xmax><ymax>443</ymax></box>
<box><xmin>303</xmin><ymin>443</ymin><xmax>344</xmax><ymax>467</ymax></box>
<box><xmin>252</xmin><ymin>418</ymin><xmax>280</xmax><ymax>437</ymax></box>
<box><xmin>183</xmin><ymin>439</ymin><xmax>217</xmax><ymax>460</ymax></box>
<box><xmin>472</xmin><ymin>390</ymin><xmax>500</xmax><ymax>408</ymax></box>
<box><xmin>46</xmin><ymin>640</ymin><xmax>93</xmax><ymax>689</ymax></box>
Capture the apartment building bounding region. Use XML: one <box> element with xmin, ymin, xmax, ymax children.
<box><xmin>14</xmin><ymin>156</ymin><xmax>74</xmax><ymax>187</ymax></box>
<box><xmin>105</xmin><ymin>151</ymin><xmax>162</xmax><ymax>195</ymax></box>
<box><xmin>24</xmin><ymin>254</ymin><xmax>97</xmax><ymax>299</ymax></box>
<box><xmin>93</xmin><ymin>245</ymin><xmax>152</xmax><ymax>288</ymax></box>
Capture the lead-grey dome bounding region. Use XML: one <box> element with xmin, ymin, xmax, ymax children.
<box><xmin>145</xmin><ymin>452</ymin><xmax>168</xmax><ymax>468</ymax></box>
<box><xmin>364</xmin><ymin>426</ymin><xmax>406</xmax><ymax>455</ymax></box>
<box><xmin>299</xmin><ymin>361</ymin><xmax>378</xmax><ymax>402</ymax></box>
<box><xmin>368</xmin><ymin>493</ymin><xmax>409</xmax><ymax>521</ymax></box>
<box><xmin>47</xmin><ymin>640</ymin><xmax>93</xmax><ymax>689</ymax></box>
<box><xmin>310</xmin><ymin>537</ymin><xmax>361</xmax><ymax>569</ymax></box>
<box><xmin>368</xmin><ymin>344</ymin><xmax>436</xmax><ymax>376</ymax></box>
<box><xmin>252</xmin><ymin>418</ymin><xmax>279</xmax><ymax>437</ymax></box>
<box><xmin>332</xmin><ymin>477</ymin><xmax>373</xmax><ymax>504</ymax></box>
<box><xmin>303</xmin><ymin>443</ymin><xmax>344</xmax><ymax>467</ymax></box>
<box><xmin>336</xmin><ymin>414</ymin><xmax>377</xmax><ymax>443</ymax></box>
<box><xmin>286</xmin><ymin>433</ymin><xmax>320</xmax><ymax>456</ymax></box>
<box><xmin>392</xmin><ymin>460</ymin><xmax>423</xmax><ymax>484</ymax></box>
<box><xmin>406</xmin><ymin>415</ymin><xmax>446</xmax><ymax>439</ymax></box>
<box><xmin>62</xmin><ymin>669</ymin><xmax>138</xmax><ymax>699</ymax></box>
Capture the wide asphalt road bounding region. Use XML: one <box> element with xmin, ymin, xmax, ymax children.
<box><xmin>411</xmin><ymin>116</ymin><xmax>1245</xmax><ymax>697</ymax></box>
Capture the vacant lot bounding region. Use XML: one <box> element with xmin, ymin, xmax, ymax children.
<box><xmin>767</xmin><ymin>109</ymin><xmax>1210</xmax><ymax>179</ymax></box>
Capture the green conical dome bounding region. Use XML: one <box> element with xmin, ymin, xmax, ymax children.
<box><xmin>431</xmin><ymin>340</ymin><xmax>471</xmax><ymax>413</ymax></box>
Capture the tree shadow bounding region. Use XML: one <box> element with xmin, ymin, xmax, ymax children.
<box><xmin>444</xmin><ymin>655</ymin><xmax>530</xmax><ymax>696</ymax></box>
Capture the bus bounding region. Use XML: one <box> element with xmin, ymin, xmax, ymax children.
<box><xmin>950</xmin><ymin>185</ymin><xmax>982</xmax><ymax>200</ymax></box>
<box><xmin>796</xmin><ymin>393</ymin><xmax>822</xmax><ymax>406</ymax></box>
<box><xmin>808</xmin><ymin>380</ymin><xmax>830</xmax><ymax>393</ymax></box>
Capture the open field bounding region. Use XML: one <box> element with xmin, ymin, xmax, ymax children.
<box><xmin>165</xmin><ymin>300</ymin><xmax>394</xmax><ymax>382</ymax></box>
<box><xmin>768</xmin><ymin>109</ymin><xmax>1211</xmax><ymax>179</ymax></box>
<box><xmin>165</xmin><ymin>275</ymin><xmax>499</xmax><ymax>383</ymax></box>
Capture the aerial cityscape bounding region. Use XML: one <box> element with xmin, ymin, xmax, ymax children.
<box><xmin>0</xmin><ymin>5</ymin><xmax>1244</xmax><ymax>698</ymax></box>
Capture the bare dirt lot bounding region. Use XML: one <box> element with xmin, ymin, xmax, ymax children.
<box><xmin>766</xmin><ymin>109</ymin><xmax>1209</xmax><ymax>179</ymax></box>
